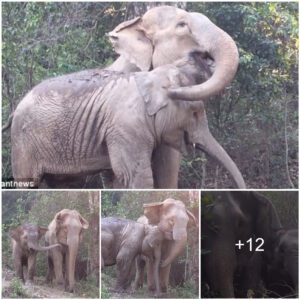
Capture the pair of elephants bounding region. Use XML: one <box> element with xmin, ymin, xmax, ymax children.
<box><xmin>8</xmin><ymin>5</ymin><xmax>246</xmax><ymax>189</ymax></box>
<box><xmin>101</xmin><ymin>198</ymin><xmax>198</xmax><ymax>296</ymax></box>
<box><xmin>202</xmin><ymin>192</ymin><xmax>298</xmax><ymax>298</ymax></box>
<box><xmin>9</xmin><ymin>209</ymin><xmax>89</xmax><ymax>292</ymax></box>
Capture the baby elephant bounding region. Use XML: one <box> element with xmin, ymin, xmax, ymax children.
<box><xmin>9</xmin><ymin>224</ymin><xmax>61</xmax><ymax>283</ymax></box>
<box><xmin>268</xmin><ymin>229</ymin><xmax>298</xmax><ymax>296</ymax></box>
<box><xmin>101</xmin><ymin>217</ymin><xmax>164</xmax><ymax>296</ymax></box>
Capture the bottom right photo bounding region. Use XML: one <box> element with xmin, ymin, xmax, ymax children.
<box><xmin>201</xmin><ymin>191</ymin><xmax>298</xmax><ymax>298</ymax></box>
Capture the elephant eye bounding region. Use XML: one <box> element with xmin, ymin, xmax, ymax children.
<box><xmin>176</xmin><ymin>21</ymin><xmax>187</xmax><ymax>28</ymax></box>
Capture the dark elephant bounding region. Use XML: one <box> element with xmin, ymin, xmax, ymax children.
<box><xmin>9</xmin><ymin>224</ymin><xmax>61</xmax><ymax>283</ymax></box>
<box><xmin>201</xmin><ymin>191</ymin><xmax>283</xmax><ymax>298</ymax></box>
<box><xmin>101</xmin><ymin>217</ymin><xmax>164</xmax><ymax>296</ymax></box>
<box><xmin>264</xmin><ymin>229</ymin><xmax>298</xmax><ymax>297</ymax></box>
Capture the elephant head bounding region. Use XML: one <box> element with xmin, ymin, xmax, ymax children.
<box><xmin>109</xmin><ymin>5</ymin><xmax>239</xmax><ymax>101</ymax></box>
<box><xmin>143</xmin><ymin>198</ymin><xmax>197</xmax><ymax>267</ymax></box>
<box><xmin>9</xmin><ymin>224</ymin><xmax>60</xmax><ymax>251</ymax></box>
<box><xmin>135</xmin><ymin>50</ymin><xmax>245</xmax><ymax>188</ymax></box>
<box><xmin>142</xmin><ymin>226</ymin><xmax>164</xmax><ymax>258</ymax></box>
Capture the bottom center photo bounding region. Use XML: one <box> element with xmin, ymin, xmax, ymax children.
<box><xmin>100</xmin><ymin>191</ymin><xmax>199</xmax><ymax>299</ymax></box>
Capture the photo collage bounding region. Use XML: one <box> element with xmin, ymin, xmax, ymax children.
<box><xmin>1</xmin><ymin>2</ymin><xmax>298</xmax><ymax>299</ymax></box>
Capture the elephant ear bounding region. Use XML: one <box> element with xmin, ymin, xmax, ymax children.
<box><xmin>38</xmin><ymin>227</ymin><xmax>48</xmax><ymax>239</ymax></box>
<box><xmin>108</xmin><ymin>17</ymin><xmax>153</xmax><ymax>71</ymax></box>
<box><xmin>78</xmin><ymin>214</ymin><xmax>89</xmax><ymax>230</ymax></box>
<box><xmin>9</xmin><ymin>226</ymin><xmax>23</xmax><ymax>242</ymax></box>
<box><xmin>253</xmin><ymin>192</ymin><xmax>282</xmax><ymax>241</ymax></box>
<box><xmin>186</xmin><ymin>209</ymin><xmax>198</xmax><ymax>227</ymax></box>
<box><xmin>134</xmin><ymin>73</ymin><xmax>169</xmax><ymax>116</ymax></box>
<box><xmin>143</xmin><ymin>202</ymin><xmax>163</xmax><ymax>225</ymax></box>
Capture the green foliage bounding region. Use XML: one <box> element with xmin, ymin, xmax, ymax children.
<box><xmin>8</xmin><ymin>278</ymin><xmax>29</xmax><ymax>298</ymax></box>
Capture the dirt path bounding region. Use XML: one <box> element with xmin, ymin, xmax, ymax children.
<box><xmin>2</xmin><ymin>268</ymin><xmax>73</xmax><ymax>298</ymax></box>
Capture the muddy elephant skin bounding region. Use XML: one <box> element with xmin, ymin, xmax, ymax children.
<box><xmin>45</xmin><ymin>209</ymin><xmax>89</xmax><ymax>292</ymax></box>
<box><xmin>9</xmin><ymin>224</ymin><xmax>61</xmax><ymax>283</ymax></box>
<box><xmin>101</xmin><ymin>217</ymin><xmax>164</xmax><ymax>295</ymax></box>
<box><xmin>11</xmin><ymin>50</ymin><xmax>244</xmax><ymax>189</ymax></box>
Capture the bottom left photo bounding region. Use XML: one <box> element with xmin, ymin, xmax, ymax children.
<box><xmin>2</xmin><ymin>191</ymin><xmax>99</xmax><ymax>299</ymax></box>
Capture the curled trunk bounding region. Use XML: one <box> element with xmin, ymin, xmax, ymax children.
<box><xmin>169</xmin><ymin>13</ymin><xmax>239</xmax><ymax>101</ymax></box>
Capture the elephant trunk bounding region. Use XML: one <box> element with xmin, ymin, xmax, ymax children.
<box><xmin>28</xmin><ymin>242</ymin><xmax>61</xmax><ymax>252</ymax></box>
<box><xmin>161</xmin><ymin>237</ymin><xmax>187</xmax><ymax>268</ymax></box>
<box><xmin>169</xmin><ymin>13</ymin><xmax>239</xmax><ymax>101</ymax></box>
<box><xmin>67</xmin><ymin>236</ymin><xmax>79</xmax><ymax>292</ymax></box>
<box><xmin>195</xmin><ymin>132</ymin><xmax>246</xmax><ymax>188</ymax></box>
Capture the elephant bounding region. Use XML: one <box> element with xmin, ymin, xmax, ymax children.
<box><xmin>134</xmin><ymin>198</ymin><xmax>198</xmax><ymax>293</ymax></box>
<box><xmin>101</xmin><ymin>217</ymin><xmax>164</xmax><ymax>296</ymax></box>
<box><xmin>7</xmin><ymin>5</ymin><xmax>245</xmax><ymax>189</ymax></box>
<box><xmin>45</xmin><ymin>209</ymin><xmax>89</xmax><ymax>292</ymax></box>
<box><xmin>9</xmin><ymin>224</ymin><xmax>61</xmax><ymax>283</ymax></box>
<box><xmin>201</xmin><ymin>191</ymin><xmax>283</xmax><ymax>298</ymax></box>
<box><xmin>264</xmin><ymin>229</ymin><xmax>298</xmax><ymax>297</ymax></box>
<box><xmin>11</xmin><ymin>50</ymin><xmax>244</xmax><ymax>189</ymax></box>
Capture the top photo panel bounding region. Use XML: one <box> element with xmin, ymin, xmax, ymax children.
<box><xmin>2</xmin><ymin>2</ymin><xmax>298</xmax><ymax>189</ymax></box>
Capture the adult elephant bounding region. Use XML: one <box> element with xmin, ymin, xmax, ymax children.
<box><xmin>8</xmin><ymin>5</ymin><xmax>244</xmax><ymax>189</ymax></box>
<box><xmin>45</xmin><ymin>209</ymin><xmax>89</xmax><ymax>292</ymax></box>
<box><xmin>201</xmin><ymin>191</ymin><xmax>282</xmax><ymax>298</ymax></box>
<box><xmin>135</xmin><ymin>198</ymin><xmax>198</xmax><ymax>292</ymax></box>
<box><xmin>11</xmin><ymin>52</ymin><xmax>244</xmax><ymax>188</ymax></box>
<box><xmin>107</xmin><ymin>5</ymin><xmax>241</xmax><ymax>188</ymax></box>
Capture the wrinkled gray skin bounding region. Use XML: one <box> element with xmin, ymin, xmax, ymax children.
<box><xmin>135</xmin><ymin>199</ymin><xmax>198</xmax><ymax>293</ymax></box>
<box><xmin>11</xmin><ymin>51</ymin><xmax>244</xmax><ymax>188</ymax></box>
<box><xmin>202</xmin><ymin>192</ymin><xmax>282</xmax><ymax>298</ymax></box>
<box><xmin>101</xmin><ymin>217</ymin><xmax>164</xmax><ymax>296</ymax></box>
<box><xmin>8</xmin><ymin>5</ymin><xmax>245</xmax><ymax>189</ymax></box>
<box><xmin>265</xmin><ymin>229</ymin><xmax>298</xmax><ymax>297</ymax></box>
<box><xmin>9</xmin><ymin>224</ymin><xmax>61</xmax><ymax>283</ymax></box>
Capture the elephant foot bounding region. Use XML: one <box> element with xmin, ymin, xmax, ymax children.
<box><xmin>161</xmin><ymin>286</ymin><xmax>168</xmax><ymax>293</ymax></box>
<box><xmin>154</xmin><ymin>291</ymin><xmax>161</xmax><ymax>298</ymax></box>
<box><xmin>148</xmin><ymin>285</ymin><xmax>155</xmax><ymax>292</ymax></box>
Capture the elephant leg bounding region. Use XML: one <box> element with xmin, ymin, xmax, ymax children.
<box><xmin>147</xmin><ymin>259</ymin><xmax>155</xmax><ymax>291</ymax></box>
<box><xmin>152</xmin><ymin>145</ymin><xmax>181</xmax><ymax>188</ymax></box>
<box><xmin>160</xmin><ymin>264</ymin><xmax>171</xmax><ymax>293</ymax></box>
<box><xmin>108</xmin><ymin>143</ymin><xmax>153</xmax><ymax>188</ymax></box>
<box><xmin>52</xmin><ymin>250</ymin><xmax>64</xmax><ymax>286</ymax></box>
<box><xmin>27</xmin><ymin>254</ymin><xmax>37</xmax><ymax>283</ymax></box>
<box><xmin>133</xmin><ymin>255</ymin><xmax>146</xmax><ymax>289</ymax></box>
<box><xmin>14</xmin><ymin>256</ymin><xmax>24</xmax><ymax>282</ymax></box>
<box><xmin>46</xmin><ymin>255</ymin><xmax>55</xmax><ymax>282</ymax></box>
<box><xmin>116</xmin><ymin>249</ymin><xmax>136</xmax><ymax>291</ymax></box>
